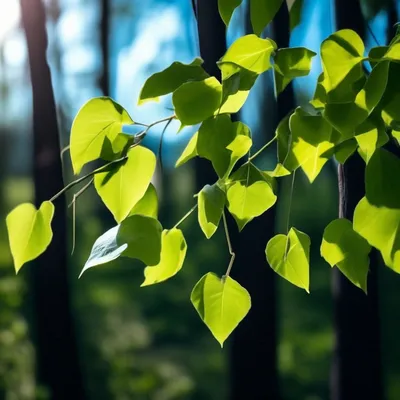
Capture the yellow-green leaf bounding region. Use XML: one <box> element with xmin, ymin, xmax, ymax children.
<box><xmin>198</xmin><ymin>184</ymin><xmax>226</xmax><ymax>239</ymax></box>
<box><xmin>265</xmin><ymin>227</ymin><xmax>310</xmax><ymax>292</ymax></box>
<box><xmin>128</xmin><ymin>183</ymin><xmax>158</xmax><ymax>218</ymax></box>
<box><xmin>227</xmin><ymin>163</ymin><xmax>277</xmax><ymax>230</ymax></box>
<box><xmin>175</xmin><ymin>132</ymin><xmax>199</xmax><ymax>167</ymax></box>
<box><xmin>70</xmin><ymin>97</ymin><xmax>133</xmax><ymax>175</ymax></box>
<box><xmin>141</xmin><ymin>229</ymin><xmax>187</xmax><ymax>286</ymax></box>
<box><xmin>321</xmin><ymin>218</ymin><xmax>370</xmax><ymax>292</ymax></box>
<box><xmin>172</xmin><ymin>77</ymin><xmax>222</xmax><ymax>125</ymax></box>
<box><xmin>190</xmin><ymin>272</ymin><xmax>251</xmax><ymax>347</ymax></box>
<box><xmin>6</xmin><ymin>201</ymin><xmax>54</xmax><ymax>273</ymax></box>
<box><xmin>94</xmin><ymin>146</ymin><xmax>156</xmax><ymax>223</ymax></box>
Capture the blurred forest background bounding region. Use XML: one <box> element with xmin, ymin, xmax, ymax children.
<box><xmin>1</xmin><ymin>0</ymin><xmax>400</xmax><ymax>399</ymax></box>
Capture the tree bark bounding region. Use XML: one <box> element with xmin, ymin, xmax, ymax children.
<box><xmin>332</xmin><ymin>1</ymin><xmax>383</xmax><ymax>399</ymax></box>
<box><xmin>100</xmin><ymin>0</ymin><xmax>110</xmax><ymax>96</ymax></box>
<box><xmin>20</xmin><ymin>1</ymin><xmax>85</xmax><ymax>398</ymax></box>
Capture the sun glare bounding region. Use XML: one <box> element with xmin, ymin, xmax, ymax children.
<box><xmin>0</xmin><ymin>0</ymin><xmax>20</xmax><ymax>43</ymax></box>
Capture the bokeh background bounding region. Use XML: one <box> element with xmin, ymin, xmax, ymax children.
<box><xmin>1</xmin><ymin>0</ymin><xmax>400</xmax><ymax>399</ymax></box>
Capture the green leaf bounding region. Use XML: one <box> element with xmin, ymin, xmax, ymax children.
<box><xmin>6</xmin><ymin>201</ymin><xmax>54</xmax><ymax>273</ymax></box>
<box><xmin>219</xmin><ymin>34</ymin><xmax>276</xmax><ymax>74</ymax></box>
<box><xmin>266</xmin><ymin>227</ymin><xmax>310</xmax><ymax>292</ymax></box>
<box><xmin>354</xmin><ymin>197</ymin><xmax>400</xmax><ymax>273</ymax></box>
<box><xmin>218</xmin><ymin>0</ymin><xmax>243</xmax><ymax>26</ymax></box>
<box><xmin>138</xmin><ymin>58</ymin><xmax>208</xmax><ymax>104</ymax></box>
<box><xmin>250</xmin><ymin>0</ymin><xmax>283</xmax><ymax>36</ymax></box>
<box><xmin>175</xmin><ymin>132</ymin><xmax>199</xmax><ymax>167</ymax></box>
<box><xmin>380</xmin><ymin>62</ymin><xmax>400</xmax><ymax>128</ymax></box>
<box><xmin>288</xmin><ymin>0</ymin><xmax>304</xmax><ymax>31</ymax></box>
<box><xmin>172</xmin><ymin>77</ymin><xmax>222</xmax><ymax>125</ymax></box>
<box><xmin>273</xmin><ymin>47</ymin><xmax>316</xmax><ymax>94</ymax></box>
<box><xmin>227</xmin><ymin>163</ymin><xmax>277</xmax><ymax>230</ymax></box>
<box><xmin>321</xmin><ymin>218</ymin><xmax>370</xmax><ymax>292</ymax></box>
<box><xmin>94</xmin><ymin>145</ymin><xmax>156</xmax><ymax>223</ymax></box>
<box><xmin>289</xmin><ymin>107</ymin><xmax>334</xmax><ymax>182</ymax></box>
<box><xmin>368</xmin><ymin>46</ymin><xmax>388</xmax><ymax>69</ymax></box>
<box><xmin>320</xmin><ymin>30</ymin><xmax>364</xmax><ymax>102</ymax></box>
<box><xmin>70</xmin><ymin>97</ymin><xmax>133</xmax><ymax>175</ymax></box>
<box><xmin>128</xmin><ymin>183</ymin><xmax>158</xmax><ymax>218</ymax></box>
<box><xmin>197</xmin><ymin>116</ymin><xmax>252</xmax><ymax>179</ymax></box>
<box><xmin>198</xmin><ymin>184</ymin><xmax>226</xmax><ymax>239</ymax></box>
<box><xmin>190</xmin><ymin>272</ymin><xmax>251</xmax><ymax>347</ymax></box>
<box><xmin>79</xmin><ymin>215</ymin><xmax>163</xmax><ymax>277</ymax></box>
<box><xmin>333</xmin><ymin>138</ymin><xmax>358</xmax><ymax>164</ymax></box>
<box><xmin>355</xmin><ymin>116</ymin><xmax>388</xmax><ymax>163</ymax></box>
<box><xmin>141</xmin><ymin>229</ymin><xmax>187</xmax><ymax>286</ymax></box>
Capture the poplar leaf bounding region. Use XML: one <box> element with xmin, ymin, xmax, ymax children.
<box><xmin>138</xmin><ymin>58</ymin><xmax>208</xmax><ymax>104</ymax></box>
<box><xmin>266</xmin><ymin>227</ymin><xmax>310</xmax><ymax>292</ymax></box>
<box><xmin>175</xmin><ymin>132</ymin><xmax>199</xmax><ymax>167</ymax></box>
<box><xmin>70</xmin><ymin>97</ymin><xmax>133</xmax><ymax>175</ymax></box>
<box><xmin>219</xmin><ymin>34</ymin><xmax>276</xmax><ymax>74</ymax></box>
<box><xmin>218</xmin><ymin>0</ymin><xmax>243</xmax><ymax>26</ymax></box>
<box><xmin>250</xmin><ymin>0</ymin><xmax>283</xmax><ymax>36</ymax></box>
<box><xmin>321</xmin><ymin>218</ymin><xmax>370</xmax><ymax>292</ymax></box>
<box><xmin>128</xmin><ymin>183</ymin><xmax>158</xmax><ymax>218</ymax></box>
<box><xmin>191</xmin><ymin>272</ymin><xmax>251</xmax><ymax>347</ymax></box>
<box><xmin>198</xmin><ymin>184</ymin><xmax>226</xmax><ymax>239</ymax></box>
<box><xmin>95</xmin><ymin>146</ymin><xmax>156</xmax><ymax>223</ymax></box>
<box><xmin>6</xmin><ymin>201</ymin><xmax>54</xmax><ymax>273</ymax></box>
<box><xmin>141</xmin><ymin>229</ymin><xmax>187</xmax><ymax>286</ymax></box>
<box><xmin>227</xmin><ymin>163</ymin><xmax>277</xmax><ymax>230</ymax></box>
<box><xmin>173</xmin><ymin>77</ymin><xmax>222</xmax><ymax>125</ymax></box>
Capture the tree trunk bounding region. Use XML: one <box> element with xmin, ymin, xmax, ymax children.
<box><xmin>20</xmin><ymin>1</ymin><xmax>85</xmax><ymax>398</ymax></box>
<box><xmin>100</xmin><ymin>0</ymin><xmax>110</xmax><ymax>96</ymax></box>
<box><xmin>332</xmin><ymin>1</ymin><xmax>383</xmax><ymax>399</ymax></box>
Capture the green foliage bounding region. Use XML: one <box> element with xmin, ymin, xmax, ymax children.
<box><xmin>321</xmin><ymin>219</ymin><xmax>370</xmax><ymax>292</ymax></box>
<box><xmin>198</xmin><ymin>184</ymin><xmax>225</xmax><ymax>239</ymax></box>
<box><xmin>138</xmin><ymin>58</ymin><xmax>208</xmax><ymax>104</ymax></box>
<box><xmin>266</xmin><ymin>228</ymin><xmax>310</xmax><ymax>292</ymax></box>
<box><xmin>70</xmin><ymin>97</ymin><xmax>133</xmax><ymax>175</ymax></box>
<box><xmin>6</xmin><ymin>201</ymin><xmax>54</xmax><ymax>273</ymax></box>
<box><xmin>6</xmin><ymin>22</ymin><xmax>400</xmax><ymax>346</ymax></box>
<box><xmin>94</xmin><ymin>146</ymin><xmax>156</xmax><ymax>223</ymax></box>
<box><xmin>190</xmin><ymin>272</ymin><xmax>251</xmax><ymax>347</ymax></box>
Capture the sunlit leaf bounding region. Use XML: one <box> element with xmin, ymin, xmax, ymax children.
<box><xmin>321</xmin><ymin>218</ymin><xmax>370</xmax><ymax>292</ymax></box>
<box><xmin>79</xmin><ymin>215</ymin><xmax>162</xmax><ymax>277</ymax></box>
<box><xmin>250</xmin><ymin>0</ymin><xmax>283</xmax><ymax>36</ymax></box>
<box><xmin>94</xmin><ymin>146</ymin><xmax>156</xmax><ymax>223</ymax></box>
<box><xmin>197</xmin><ymin>116</ymin><xmax>252</xmax><ymax>179</ymax></box>
<box><xmin>138</xmin><ymin>58</ymin><xmax>208</xmax><ymax>104</ymax></box>
<box><xmin>266</xmin><ymin>227</ymin><xmax>310</xmax><ymax>292</ymax></box>
<box><xmin>273</xmin><ymin>47</ymin><xmax>316</xmax><ymax>94</ymax></box>
<box><xmin>198</xmin><ymin>184</ymin><xmax>226</xmax><ymax>239</ymax></box>
<box><xmin>227</xmin><ymin>163</ymin><xmax>277</xmax><ymax>230</ymax></box>
<box><xmin>6</xmin><ymin>201</ymin><xmax>54</xmax><ymax>273</ymax></box>
<box><xmin>175</xmin><ymin>132</ymin><xmax>199</xmax><ymax>167</ymax></box>
<box><xmin>70</xmin><ymin>97</ymin><xmax>133</xmax><ymax>175</ymax></box>
<box><xmin>128</xmin><ymin>183</ymin><xmax>158</xmax><ymax>218</ymax></box>
<box><xmin>333</xmin><ymin>138</ymin><xmax>358</xmax><ymax>164</ymax></box>
<box><xmin>191</xmin><ymin>272</ymin><xmax>251</xmax><ymax>347</ymax></box>
<box><xmin>141</xmin><ymin>229</ymin><xmax>187</xmax><ymax>286</ymax></box>
<box><xmin>173</xmin><ymin>77</ymin><xmax>222</xmax><ymax>125</ymax></box>
<box><xmin>219</xmin><ymin>34</ymin><xmax>276</xmax><ymax>74</ymax></box>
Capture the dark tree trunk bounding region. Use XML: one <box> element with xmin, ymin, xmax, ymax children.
<box><xmin>332</xmin><ymin>1</ymin><xmax>383</xmax><ymax>400</ymax></box>
<box><xmin>20</xmin><ymin>1</ymin><xmax>85</xmax><ymax>399</ymax></box>
<box><xmin>195</xmin><ymin>1</ymin><xmax>279</xmax><ymax>399</ymax></box>
<box><xmin>100</xmin><ymin>0</ymin><xmax>110</xmax><ymax>96</ymax></box>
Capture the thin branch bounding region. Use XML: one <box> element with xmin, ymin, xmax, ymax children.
<box><xmin>286</xmin><ymin>170</ymin><xmax>296</xmax><ymax>234</ymax></box>
<box><xmin>247</xmin><ymin>134</ymin><xmax>277</xmax><ymax>163</ymax></box>
<box><xmin>173</xmin><ymin>204</ymin><xmax>198</xmax><ymax>229</ymax></box>
<box><xmin>367</xmin><ymin>22</ymin><xmax>381</xmax><ymax>46</ymax></box>
<box><xmin>222</xmin><ymin>210</ymin><xmax>235</xmax><ymax>278</ymax></box>
<box><xmin>158</xmin><ymin>118</ymin><xmax>173</xmax><ymax>175</ymax></box>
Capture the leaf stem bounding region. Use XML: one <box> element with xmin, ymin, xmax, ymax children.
<box><xmin>286</xmin><ymin>170</ymin><xmax>296</xmax><ymax>234</ymax></box>
<box><xmin>135</xmin><ymin>114</ymin><xmax>176</xmax><ymax>141</ymax></box>
<box><xmin>173</xmin><ymin>204</ymin><xmax>198</xmax><ymax>229</ymax></box>
<box><xmin>222</xmin><ymin>210</ymin><xmax>235</xmax><ymax>278</ymax></box>
<box><xmin>247</xmin><ymin>134</ymin><xmax>277</xmax><ymax>163</ymax></box>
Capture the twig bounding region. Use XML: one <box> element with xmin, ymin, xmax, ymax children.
<box><xmin>247</xmin><ymin>134</ymin><xmax>277</xmax><ymax>163</ymax></box>
<box><xmin>173</xmin><ymin>204</ymin><xmax>198</xmax><ymax>229</ymax></box>
<box><xmin>222</xmin><ymin>211</ymin><xmax>235</xmax><ymax>278</ymax></box>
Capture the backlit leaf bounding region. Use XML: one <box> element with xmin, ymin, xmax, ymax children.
<box><xmin>227</xmin><ymin>163</ymin><xmax>277</xmax><ymax>230</ymax></box>
<box><xmin>128</xmin><ymin>183</ymin><xmax>158</xmax><ymax>218</ymax></box>
<box><xmin>70</xmin><ymin>97</ymin><xmax>133</xmax><ymax>175</ymax></box>
<box><xmin>94</xmin><ymin>146</ymin><xmax>156</xmax><ymax>223</ymax></box>
<box><xmin>198</xmin><ymin>184</ymin><xmax>226</xmax><ymax>239</ymax></box>
<box><xmin>138</xmin><ymin>58</ymin><xmax>208</xmax><ymax>104</ymax></box>
<box><xmin>173</xmin><ymin>77</ymin><xmax>222</xmax><ymax>125</ymax></box>
<box><xmin>266</xmin><ymin>227</ymin><xmax>310</xmax><ymax>292</ymax></box>
<box><xmin>250</xmin><ymin>0</ymin><xmax>283</xmax><ymax>36</ymax></box>
<box><xmin>191</xmin><ymin>272</ymin><xmax>251</xmax><ymax>347</ymax></box>
<box><xmin>141</xmin><ymin>229</ymin><xmax>187</xmax><ymax>286</ymax></box>
<box><xmin>321</xmin><ymin>218</ymin><xmax>370</xmax><ymax>292</ymax></box>
<box><xmin>175</xmin><ymin>132</ymin><xmax>199</xmax><ymax>167</ymax></box>
<box><xmin>6</xmin><ymin>201</ymin><xmax>54</xmax><ymax>273</ymax></box>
